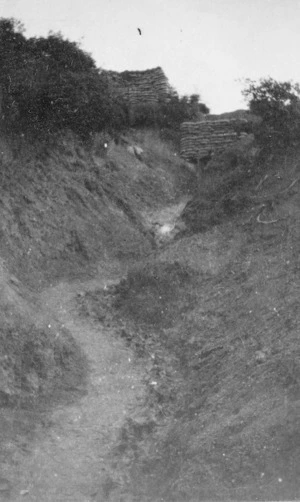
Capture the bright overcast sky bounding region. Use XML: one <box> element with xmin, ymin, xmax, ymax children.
<box><xmin>2</xmin><ymin>0</ymin><xmax>300</xmax><ymax>113</ymax></box>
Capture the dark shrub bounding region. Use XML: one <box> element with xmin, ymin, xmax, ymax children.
<box><xmin>242</xmin><ymin>78</ymin><xmax>300</xmax><ymax>150</ymax></box>
<box><xmin>0</xmin><ymin>18</ymin><xmax>126</xmax><ymax>138</ymax></box>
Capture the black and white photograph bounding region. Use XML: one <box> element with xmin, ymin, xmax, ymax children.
<box><xmin>0</xmin><ymin>0</ymin><xmax>299</xmax><ymax>500</ymax></box>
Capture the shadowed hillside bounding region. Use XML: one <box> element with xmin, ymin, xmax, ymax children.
<box><xmin>0</xmin><ymin>127</ymin><xmax>192</xmax><ymax>496</ymax></box>
<box><xmin>0</xmin><ymin>130</ymin><xmax>190</xmax><ymax>288</ymax></box>
<box><xmin>80</xmin><ymin>140</ymin><xmax>300</xmax><ymax>501</ymax></box>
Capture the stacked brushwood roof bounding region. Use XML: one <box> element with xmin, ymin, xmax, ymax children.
<box><xmin>180</xmin><ymin>119</ymin><xmax>248</xmax><ymax>161</ymax></box>
<box><xmin>105</xmin><ymin>67</ymin><xmax>170</xmax><ymax>115</ymax></box>
<box><xmin>120</xmin><ymin>67</ymin><xmax>170</xmax><ymax>107</ymax></box>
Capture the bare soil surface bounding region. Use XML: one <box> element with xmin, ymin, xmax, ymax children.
<box><xmin>142</xmin><ymin>196</ymin><xmax>190</xmax><ymax>243</ymax></box>
<box><xmin>0</xmin><ymin>198</ymin><xmax>188</xmax><ymax>502</ymax></box>
<box><xmin>2</xmin><ymin>276</ymin><xmax>145</xmax><ymax>502</ymax></box>
<box><xmin>1</xmin><ymin>130</ymin><xmax>299</xmax><ymax>501</ymax></box>
<box><xmin>0</xmin><ymin>127</ymin><xmax>191</xmax><ymax>502</ymax></box>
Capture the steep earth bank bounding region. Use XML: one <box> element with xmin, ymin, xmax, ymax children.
<box><xmin>0</xmin><ymin>129</ymin><xmax>192</xmax><ymax>501</ymax></box>
<box><xmin>79</xmin><ymin>143</ymin><xmax>300</xmax><ymax>501</ymax></box>
<box><xmin>1</xmin><ymin>130</ymin><xmax>299</xmax><ymax>501</ymax></box>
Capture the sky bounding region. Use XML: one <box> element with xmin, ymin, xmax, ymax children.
<box><xmin>2</xmin><ymin>0</ymin><xmax>300</xmax><ymax>113</ymax></box>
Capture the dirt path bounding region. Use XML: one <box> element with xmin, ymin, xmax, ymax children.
<box><xmin>2</xmin><ymin>199</ymin><xmax>190</xmax><ymax>502</ymax></box>
<box><xmin>8</xmin><ymin>277</ymin><xmax>145</xmax><ymax>502</ymax></box>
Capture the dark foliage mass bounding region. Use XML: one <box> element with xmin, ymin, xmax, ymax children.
<box><xmin>131</xmin><ymin>91</ymin><xmax>209</xmax><ymax>129</ymax></box>
<box><xmin>243</xmin><ymin>77</ymin><xmax>300</xmax><ymax>150</ymax></box>
<box><xmin>159</xmin><ymin>91</ymin><xmax>209</xmax><ymax>127</ymax></box>
<box><xmin>128</xmin><ymin>91</ymin><xmax>210</xmax><ymax>147</ymax></box>
<box><xmin>0</xmin><ymin>18</ymin><xmax>209</xmax><ymax>140</ymax></box>
<box><xmin>0</xmin><ymin>18</ymin><xmax>127</xmax><ymax>138</ymax></box>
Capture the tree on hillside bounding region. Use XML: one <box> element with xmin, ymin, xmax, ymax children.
<box><xmin>158</xmin><ymin>89</ymin><xmax>209</xmax><ymax>129</ymax></box>
<box><xmin>0</xmin><ymin>18</ymin><xmax>208</xmax><ymax>140</ymax></box>
<box><xmin>189</xmin><ymin>94</ymin><xmax>210</xmax><ymax>120</ymax></box>
<box><xmin>242</xmin><ymin>77</ymin><xmax>300</xmax><ymax>148</ymax></box>
<box><xmin>0</xmin><ymin>18</ymin><xmax>127</xmax><ymax>137</ymax></box>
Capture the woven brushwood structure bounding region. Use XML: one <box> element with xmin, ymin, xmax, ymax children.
<box><xmin>120</xmin><ymin>67</ymin><xmax>170</xmax><ymax>106</ymax></box>
<box><xmin>180</xmin><ymin>119</ymin><xmax>247</xmax><ymax>161</ymax></box>
<box><xmin>105</xmin><ymin>67</ymin><xmax>170</xmax><ymax>121</ymax></box>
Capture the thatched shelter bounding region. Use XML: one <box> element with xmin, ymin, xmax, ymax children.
<box><xmin>180</xmin><ymin>119</ymin><xmax>248</xmax><ymax>161</ymax></box>
<box><xmin>104</xmin><ymin>67</ymin><xmax>171</xmax><ymax>121</ymax></box>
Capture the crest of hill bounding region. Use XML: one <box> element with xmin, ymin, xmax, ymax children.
<box><xmin>207</xmin><ymin>109</ymin><xmax>261</xmax><ymax>123</ymax></box>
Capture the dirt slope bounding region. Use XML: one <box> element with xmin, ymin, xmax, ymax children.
<box><xmin>0</xmin><ymin>128</ymin><xmax>190</xmax><ymax>501</ymax></box>
<box><xmin>0</xmin><ymin>127</ymin><xmax>188</xmax><ymax>403</ymax></box>
<box><xmin>79</xmin><ymin>144</ymin><xmax>300</xmax><ymax>501</ymax></box>
<box><xmin>0</xmin><ymin>130</ymin><xmax>189</xmax><ymax>288</ymax></box>
<box><xmin>2</xmin><ymin>276</ymin><xmax>144</xmax><ymax>502</ymax></box>
<box><xmin>1</xmin><ymin>126</ymin><xmax>299</xmax><ymax>501</ymax></box>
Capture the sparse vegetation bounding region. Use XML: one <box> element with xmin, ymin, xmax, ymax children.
<box><xmin>79</xmin><ymin>142</ymin><xmax>300</xmax><ymax>501</ymax></box>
